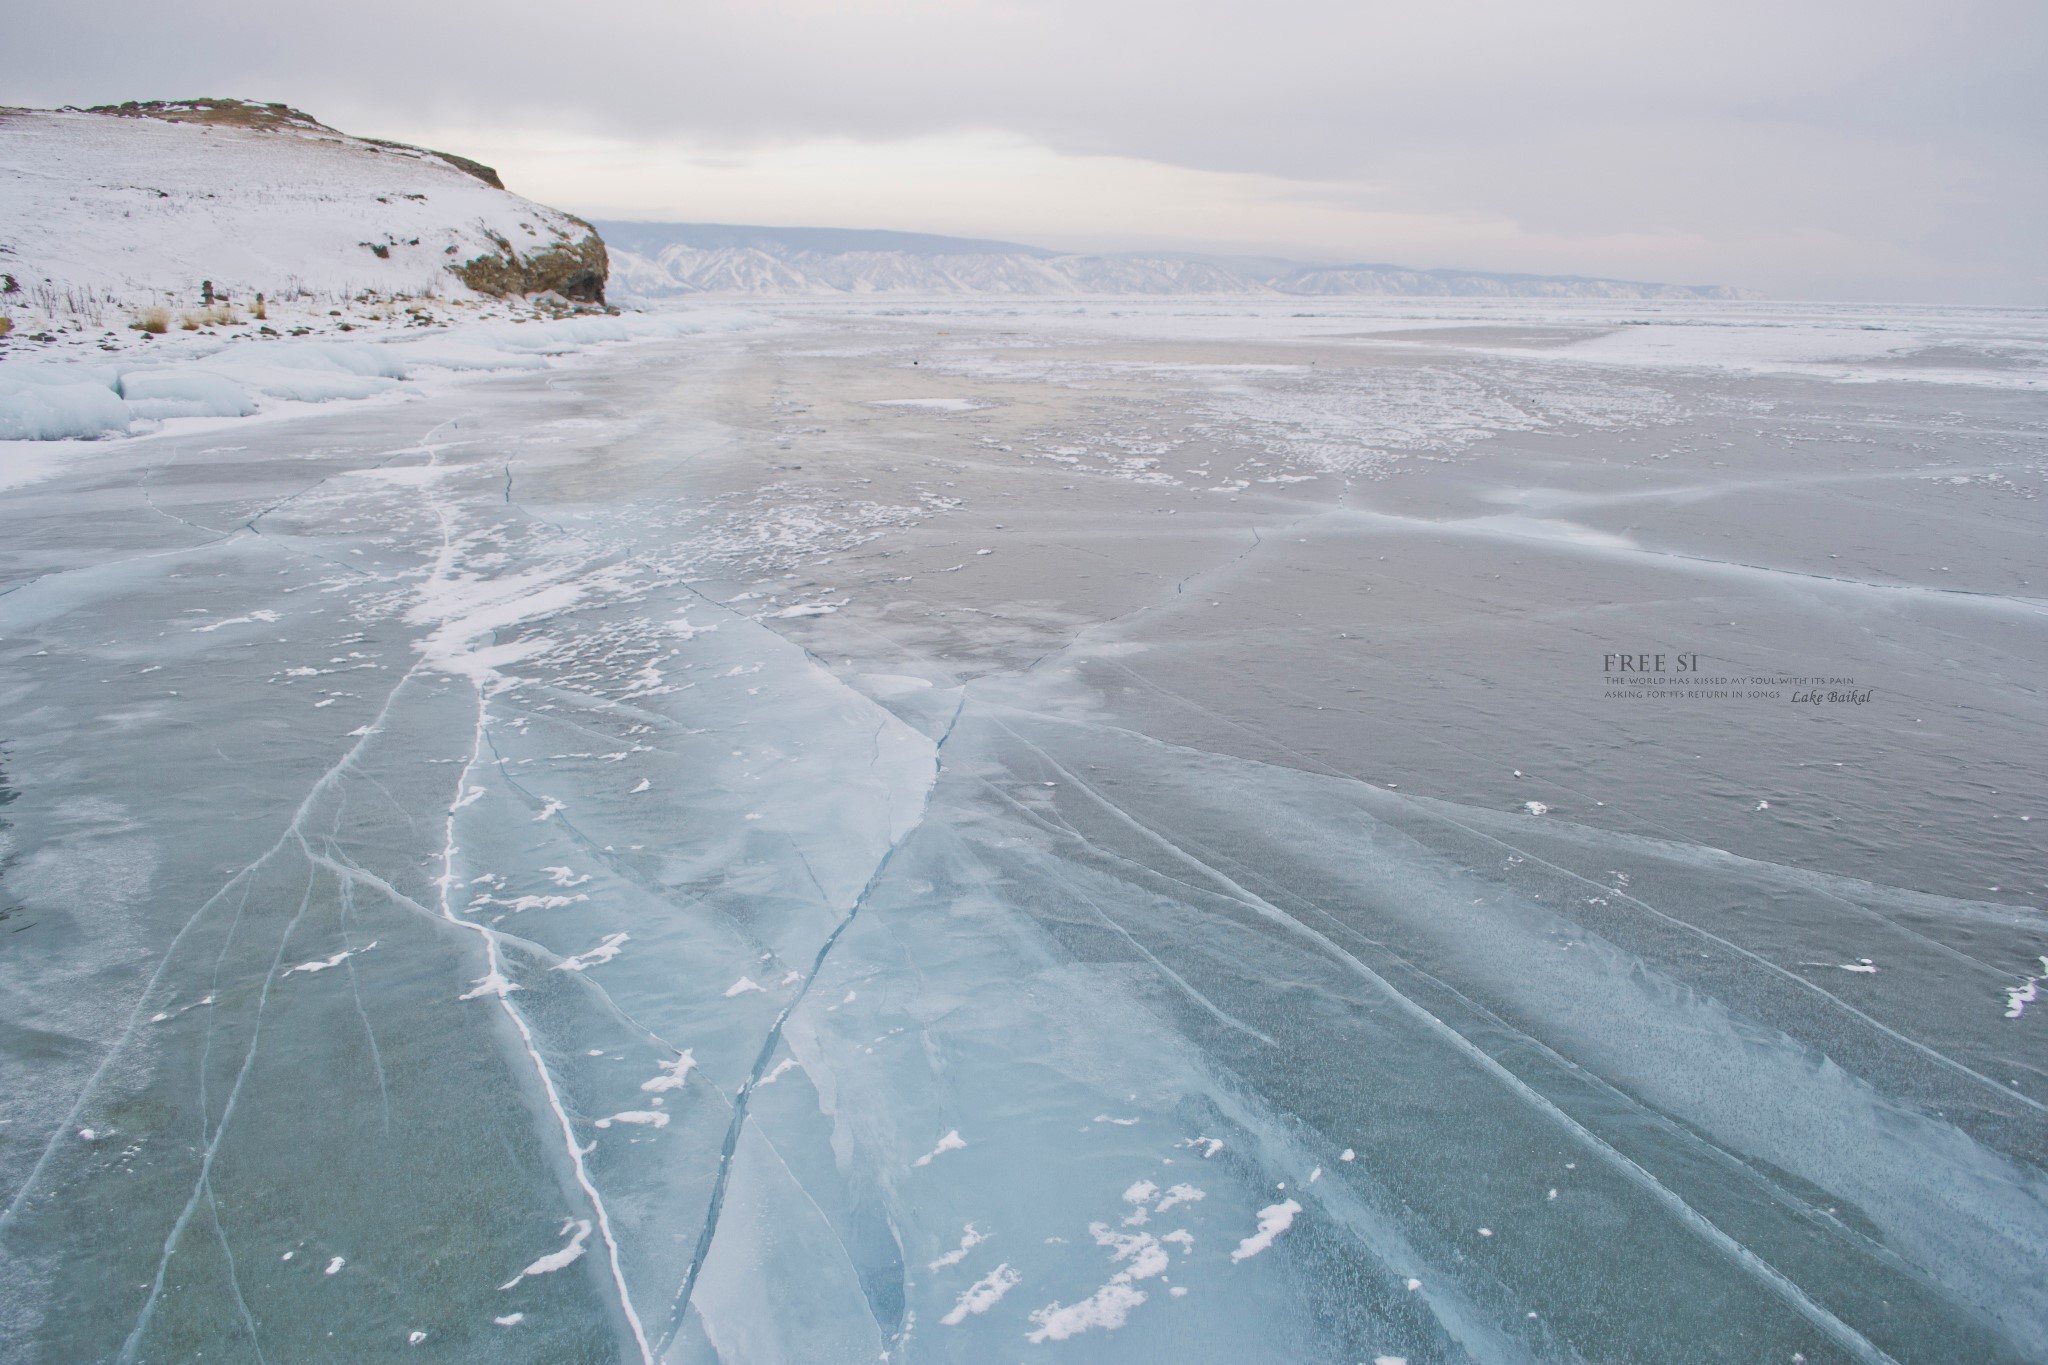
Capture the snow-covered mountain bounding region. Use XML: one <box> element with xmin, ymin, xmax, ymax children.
<box><xmin>0</xmin><ymin>100</ymin><xmax>609</xmax><ymax>326</ymax></box>
<box><xmin>598</xmin><ymin>221</ymin><xmax>1744</xmax><ymax>301</ymax></box>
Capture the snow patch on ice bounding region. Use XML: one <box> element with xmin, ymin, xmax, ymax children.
<box><xmin>1230</xmin><ymin>1200</ymin><xmax>1303</xmax><ymax>1262</ymax></box>
<box><xmin>871</xmin><ymin>398</ymin><xmax>987</xmax><ymax>412</ymax></box>
<box><xmin>498</xmin><ymin>1220</ymin><xmax>591</xmax><ymax>1290</ymax></box>
<box><xmin>640</xmin><ymin>1052</ymin><xmax>697</xmax><ymax>1094</ymax></box>
<box><xmin>553</xmin><ymin>932</ymin><xmax>628</xmax><ymax>972</ymax></box>
<box><xmin>2005</xmin><ymin>958</ymin><xmax>2048</xmax><ymax>1018</ymax></box>
<box><xmin>459</xmin><ymin>970</ymin><xmax>521</xmax><ymax>1001</ymax></box>
<box><xmin>1025</xmin><ymin>1223</ymin><xmax>1174</xmax><ymax>1344</ymax></box>
<box><xmin>929</xmin><ymin>1223</ymin><xmax>988</xmax><ymax>1271</ymax></box>
<box><xmin>914</xmin><ymin>1130</ymin><xmax>967</xmax><ymax>1167</ymax></box>
<box><xmin>284</xmin><ymin>941</ymin><xmax>375</xmax><ymax>975</ymax></box>
<box><xmin>940</xmin><ymin>1263</ymin><xmax>1020</xmax><ymax>1325</ymax></box>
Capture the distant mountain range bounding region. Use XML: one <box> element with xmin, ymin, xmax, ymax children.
<box><xmin>596</xmin><ymin>221</ymin><xmax>1745</xmax><ymax>301</ymax></box>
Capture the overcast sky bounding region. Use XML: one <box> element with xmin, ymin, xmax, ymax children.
<box><xmin>12</xmin><ymin>1</ymin><xmax>2046</xmax><ymax>300</ymax></box>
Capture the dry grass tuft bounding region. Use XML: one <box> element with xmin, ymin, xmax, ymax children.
<box><xmin>132</xmin><ymin>307</ymin><xmax>170</xmax><ymax>334</ymax></box>
<box><xmin>180</xmin><ymin>304</ymin><xmax>240</xmax><ymax>330</ymax></box>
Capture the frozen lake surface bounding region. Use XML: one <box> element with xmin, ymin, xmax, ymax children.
<box><xmin>2</xmin><ymin>298</ymin><xmax>2045</xmax><ymax>1363</ymax></box>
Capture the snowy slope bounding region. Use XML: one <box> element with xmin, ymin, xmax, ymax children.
<box><xmin>600</xmin><ymin>221</ymin><xmax>1744</xmax><ymax>300</ymax></box>
<box><xmin>0</xmin><ymin>102</ymin><xmax>606</xmax><ymax>322</ymax></box>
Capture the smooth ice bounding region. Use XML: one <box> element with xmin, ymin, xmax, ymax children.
<box><xmin>1</xmin><ymin>298</ymin><xmax>2045</xmax><ymax>1364</ymax></box>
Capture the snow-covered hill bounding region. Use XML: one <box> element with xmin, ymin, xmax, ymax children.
<box><xmin>0</xmin><ymin>100</ymin><xmax>609</xmax><ymax>336</ymax></box>
<box><xmin>599</xmin><ymin>221</ymin><xmax>1744</xmax><ymax>301</ymax></box>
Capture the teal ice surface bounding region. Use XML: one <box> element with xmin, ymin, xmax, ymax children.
<box><xmin>1</xmin><ymin>301</ymin><xmax>2044</xmax><ymax>1363</ymax></box>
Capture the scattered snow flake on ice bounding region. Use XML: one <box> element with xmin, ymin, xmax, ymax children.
<box><xmin>1406</xmin><ymin>1278</ymin><xmax>1423</xmax><ymax>1291</ymax></box>
<box><xmin>458</xmin><ymin>970</ymin><xmax>522</xmax><ymax>1001</ymax></box>
<box><xmin>450</xmin><ymin>785</ymin><xmax>486</xmax><ymax>810</ymax></box>
<box><xmin>324</xmin><ymin>1257</ymin><xmax>346</xmax><ymax>1276</ymax></box>
<box><xmin>769</xmin><ymin>601</ymin><xmax>843</xmax><ymax>618</ymax></box>
<box><xmin>1837</xmin><ymin>958</ymin><xmax>1878</xmax><ymax>974</ymax></box>
<box><xmin>1230</xmin><ymin>1200</ymin><xmax>1303</xmax><ymax>1263</ymax></box>
<box><xmin>1026</xmin><ymin>1282</ymin><xmax>1149</xmax><ymax>1343</ymax></box>
<box><xmin>1523</xmin><ymin>801</ymin><xmax>1550</xmax><ymax>816</ymax></box>
<box><xmin>629</xmin><ymin>778</ymin><xmax>651</xmax><ymax>793</ymax></box>
<box><xmin>593</xmin><ymin>1110</ymin><xmax>670</xmax><ymax>1130</ymax></box>
<box><xmin>532</xmin><ymin>797</ymin><xmax>565</xmax><ymax>822</ymax></box>
<box><xmin>670</xmin><ymin>611</ymin><xmax>718</xmax><ymax>639</ymax></box>
<box><xmin>1026</xmin><ymin>1223</ymin><xmax>1173</xmax><ymax>1344</ymax></box>
<box><xmin>542</xmin><ymin>866</ymin><xmax>589</xmax><ymax>887</ymax></box>
<box><xmin>408</xmin><ymin>1331</ymin><xmax>426</xmax><ymax>1345</ymax></box>
<box><xmin>723</xmin><ymin>975</ymin><xmax>765</xmax><ymax>998</ymax></box>
<box><xmin>284</xmin><ymin>942</ymin><xmax>375</xmax><ymax>975</ymax></box>
<box><xmin>1376</xmin><ymin>1357</ymin><xmax>1410</xmax><ymax>1365</ymax></box>
<box><xmin>871</xmin><ymin>398</ymin><xmax>986</xmax><ymax>412</ymax></box>
<box><xmin>499</xmin><ymin>1220</ymin><xmax>591</xmax><ymax>1289</ymax></box>
<box><xmin>929</xmin><ymin>1224</ymin><xmax>989</xmax><ymax>1271</ymax></box>
<box><xmin>471</xmin><ymin>892</ymin><xmax>588</xmax><ymax>914</ymax></box>
<box><xmin>914</xmin><ymin>1130</ymin><xmax>967</xmax><ymax>1168</ymax></box>
<box><xmin>1180</xmin><ymin>1136</ymin><xmax>1224</xmax><ymax>1158</ymax></box>
<box><xmin>493</xmin><ymin>1314</ymin><xmax>524</xmax><ymax>1327</ymax></box>
<box><xmin>1094</xmin><ymin>1114</ymin><xmax>1140</xmax><ymax>1126</ymax></box>
<box><xmin>640</xmin><ymin>1051</ymin><xmax>697</xmax><ymax>1093</ymax></box>
<box><xmin>941</xmin><ymin>1263</ymin><xmax>1021</xmax><ymax>1325</ymax></box>
<box><xmin>756</xmin><ymin>1057</ymin><xmax>799</xmax><ymax>1086</ymax></box>
<box><xmin>553</xmin><ymin>932</ymin><xmax>628</xmax><ymax>972</ymax></box>
<box><xmin>2006</xmin><ymin>959</ymin><xmax>2048</xmax><ymax>1018</ymax></box>
<box><xmin>192</xmin><ymin>610</ymin><xmax>280</xmax><ymax>634</ymax></box>
<box><xmin>1154</xmin><ymin>1184</ymin><xmax>1205</xmax><ymax>1213</ymax></box>
<box><xmin>1340</xmin><ymin>1148</ymin><xmax>1356</xmax><ymax>1162</ymax></box>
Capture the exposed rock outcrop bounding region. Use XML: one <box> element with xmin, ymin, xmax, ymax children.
<box><xmin>455</xmin><ymin>223</ymin><xmax>608</xmax><ymax>304</ymax></box>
